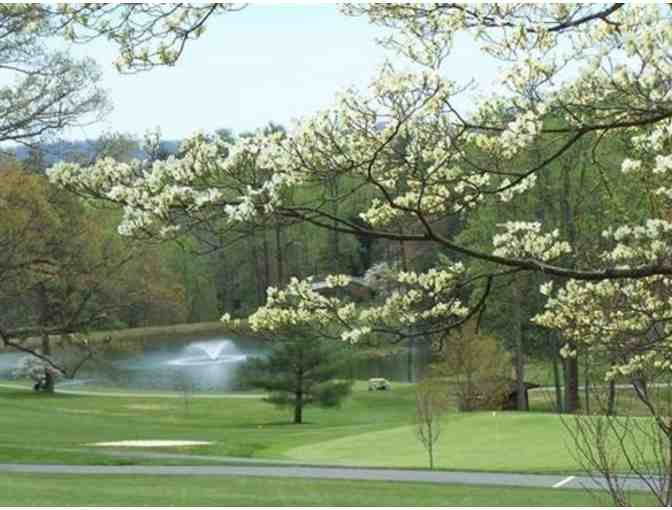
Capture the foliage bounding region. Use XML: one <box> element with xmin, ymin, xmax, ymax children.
<box><xmin>0</xmin><ymin>164</ymin><xmax>129</xmax><ymax>383</ymax></box>
<box><xmin>241</xmin><ymin>331</ymin><xmax>353</xmax><ymax>424</ymax></box>
<box><xmin>434</xmin><ymin>324</ymin><xmax>511</xmax><ymax>412</ymax></box>
<box><xmin>0</xmin><ymin>163</ymin><xmax>53</xmax><ymax>284</ymax></box>
<box><xmin>0</xmin><ymin>160</ymin><xmax>194</xmax><ymax>386</ymax></box>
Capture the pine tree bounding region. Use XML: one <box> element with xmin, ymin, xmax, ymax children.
<box><xmin>241</xmin><ymin>332</ymin><xmax>353</xmax><ymax>424</ymax></box>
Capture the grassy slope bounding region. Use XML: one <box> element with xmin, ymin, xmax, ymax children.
<box><xmin>0</xmin><ymin>382</ymin><xmax>583</xmax><ymax>472</ymax></box>
<box><xmin>0</xmin><ymin>382</ymin><xmax>417</xmax><ymax>465</ymax></box>
<box><xmin>0</xmin><ymin>474</ymin><xmax>654</xmax><ymax>506</ymax></box>
<box><xmin>286</xmin><ymin>412</ymin><xmax>575</xmax><ymax>472</ymax></box>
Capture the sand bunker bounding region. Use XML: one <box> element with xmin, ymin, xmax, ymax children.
<box><xmin>87</xmin><ymin>440</ymin><xmax>213</xmax><ymax>447</ymax></box>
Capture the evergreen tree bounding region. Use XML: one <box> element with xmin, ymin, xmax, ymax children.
<box><xmin>241</xmin><ymin>332</ymin><xmax>353</xmax><ymax>424</ymax></box>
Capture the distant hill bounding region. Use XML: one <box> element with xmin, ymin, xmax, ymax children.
<box><xmin>12</xmin><ymin>139</ymin><xmax>181</xmax><ymax>165</ymax></box>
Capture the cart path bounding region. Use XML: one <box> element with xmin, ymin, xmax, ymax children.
<box><xmin>0</xmin><ymin>463</ymin><xmax>651</xmax><ymax>492</ymax></box>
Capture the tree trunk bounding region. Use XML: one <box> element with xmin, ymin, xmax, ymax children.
<box><xmin>515</xmin><ymin>344</ymin><xmax>526</xmax><ymax>411</ymax></box>
<box><xmin>38</xmin><ymin>283</ymin><xmax>55</xmax><ymax>392</ymax></box>
<box><xmin>552</xmin><ymin>350</ymin><xmax>563</xmax><ymax>413</ymax></box>
<box><xmin>407</xmin><ymin>338</ymin><xmax>414</xmax><ymax>383</ymax></box>
<box><xmin>464</xmin><ymin>363</ymin><xmax>473</xmax><ymax>412</ymax></box>
<box><xmin>513</xmin><ymin>286</ymin><xmax>526</xmax><ymax>411</ymax></box>
<box><xmin>584</xmin><ymin>355</ymin><xmax>591</xmax><ymax>415</ymax></box>
<box><xmin>559</xmin><ymin>165</ymin><xmax>580</xmax><ymax>413</ymax></box>
<box><xmin>665</xmin><ymin>426</ymin><xmax>672</xmax><ymax>506</ymax></box>
<box><xmin>275</xmin><ymin>225</ymin><xmax>284</xmax><ymax>287</ymax></box>
<box><xmin>428</xmin><ymin>423</ymin><xmax>434</xmax><ymax>470</ymax></box>
<box><xmin>564</xmin><ymin>354</ymin><xmax>580</xmax><ymax>413</ymax></box>
<box><xmin>634</xmin><ymin>375</ymin><xmax>649</xmax><ymax>401</ymax></box>
<box><xmin>328</xmin><ymin>178</ymin><xmax>340</xmax><ymax>273</ymax></box>
<box><xmin>248</xmin><ymin>238</ymin><xmax>264</xmax><ymax>306</ymax></box>
<box><xmin>399</xmin><ymin>237</ymin><xmax>409</xmax><ymax>272</ymax></box>
<box><xmin>40</xmin><ymin>332</ymin><xmax>55</xmax><ymax>393</ymax></box>
<box><xmin>216</xmin><ymin>252</ymin><xmax>232</xmax><ymax>314</ymax></box>
<box><xmin>607</xmin><ymin>379</ymin><xmax>616</xmax><ymax>416</ymax></box>
<box><xmin>293</xmin><ymin>401</ymin><xmax>303</xmax><ymax>424</ymax></box>
<box><xmin>294</xmin><ymin>360</ymin><xmax>304</xmax><ymax>424</ymax></box>
<box><xmin>262</xmin><ymin>229</ymin><xmax>271</xmax><ymax>291</ymax></box>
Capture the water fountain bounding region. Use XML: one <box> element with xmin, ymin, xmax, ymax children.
<box><xmin>0</xmin><ymin>334</ymin><xmax>428</xmax><ymax>392</ymax></box>
<box><xmin>189</xmin><ymin>340</ymin><xmax>237</xmax><ymax>360</ymax></box>
<box><xmin>166</xmin><ymin>339</ymin><xmax>248</xmax><ymax>367</ymax></box>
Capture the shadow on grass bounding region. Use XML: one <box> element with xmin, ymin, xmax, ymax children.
<box><xmin>261</xmin><ymin>420</ymin><xmax>318</xmax><ymax>426</ymax></box>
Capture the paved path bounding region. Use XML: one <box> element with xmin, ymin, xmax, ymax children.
<box><xmin>0</xmin><ymin>463</ymin><xmax>651</xmax><ymax>492</ymax></box>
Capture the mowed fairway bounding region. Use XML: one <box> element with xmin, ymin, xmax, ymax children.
<box><xmin>0</xmin><ymin>382</ymin><xmax>420</xmax><ymax>465</ymax></box>
<box><xmin>0</xmin><ymin>382</ymin><xmax>583</xmax><ymax>473</ymax></box>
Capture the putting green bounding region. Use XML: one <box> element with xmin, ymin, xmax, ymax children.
<box><xmin>287</xmin><ymin>412</ymin><xmax>578</xmax><ymax>473</ymax></box>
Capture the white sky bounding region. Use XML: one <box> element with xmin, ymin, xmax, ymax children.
<box><xmin>63</xmin><ymin>4</ymin><xmax>500</xmax><ymax>141</ymax></box>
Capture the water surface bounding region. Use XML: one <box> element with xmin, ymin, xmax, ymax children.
<box><xmin>0</xmin><ymin>335</ymin><xmax>429</xmax><ymax>392</ymax></box>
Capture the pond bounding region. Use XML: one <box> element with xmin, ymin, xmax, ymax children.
<box><xmin>0</xmin><ymin>335</ymin><xmax>431</xmax><ymax>392</ymax></box>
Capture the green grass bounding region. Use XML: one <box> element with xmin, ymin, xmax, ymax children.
<box><xmin>0</xmin><ymin>382</ymin><xmax>422</xmax><ymax>466</ymax></box>
<box><xmin>0</xmin><ymin>474</ymin><xmax>655</xmax><ymax>506</ymax></box>
<box><xmin>286</xmin><ymin>412</ymin><xmax>577</xmax><ymax>472</ymax></box>
<box><xmin>0</xmin><ymin>381</ymin><xmax>660</xmax><ymax>474</ymax></box>
<box><xmin>0</xmin><ymin>382</ymin><xmax>583</xmax><ymax>473</ymax></box>
<box><xmin>529</xmin><ymin>384</ymin><xmax>672</xmax><ymax>417</ymax></box>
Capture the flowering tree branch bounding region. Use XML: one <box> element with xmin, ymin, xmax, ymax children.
<box><xmin>43</xmin><ymin>4</ymin><xmax>672</xmax><ymax>385</ymax></box>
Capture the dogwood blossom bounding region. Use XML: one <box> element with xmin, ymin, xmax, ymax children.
<box><xmin>534</xmin><ymin>275</ymin><xmax>672</xmax><ymax>380</ymax></box>
<box><xmin>222</xmin><ymin>264</ymin><xmax>468</xmax><ymax>344</ymax></box>
<box><xmin>492</xmin><ymin>222</ymin><xmax>571</xmax><ymax>261</ymax></box>
<box><xmin>47</xmin><ymin>4</ymin><xmax>672</xmax><ymax>385</ymax></box>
